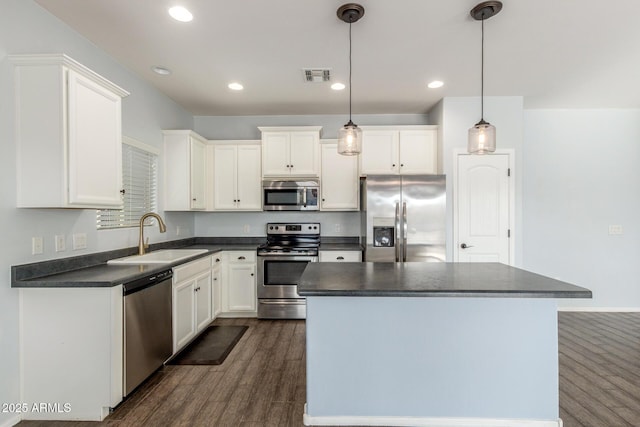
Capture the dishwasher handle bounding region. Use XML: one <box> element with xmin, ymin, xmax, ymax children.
<box><xmin>123</xmin><ymin>269</ymin><xmax>173</xmax><ymax>296</ymax></box>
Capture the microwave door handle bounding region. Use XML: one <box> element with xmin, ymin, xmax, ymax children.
<box><xmin>302</xmin><ymin>188</ymin><xmax>307</xmax><ymax>207</ymax></box>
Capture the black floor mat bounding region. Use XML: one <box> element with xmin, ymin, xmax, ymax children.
<box><xmin>168</xmin><ymin>325</ymin><xmax>248</xmax><ymax>365</ymax></box>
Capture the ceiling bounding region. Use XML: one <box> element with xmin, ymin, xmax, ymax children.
<box><xmin>35</xmin><ymin>0</ymin><xmax>640</xmax><ymax>116</ymax></box>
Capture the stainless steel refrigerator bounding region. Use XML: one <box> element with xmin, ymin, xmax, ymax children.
<box><xmin>360</xmin><ymin>175</ymin><xmax>446</xmax><ymax>262</ymax></box>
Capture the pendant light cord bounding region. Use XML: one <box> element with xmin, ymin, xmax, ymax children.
<box><xmin>480</xmin><ymin>13</ymin><xmax>485</xmax><ymax>121</ymax></box>
<box><xmin>349</xmin><ymin>20</ymin><xmax>353</xmax><ymax>122</ymax></box>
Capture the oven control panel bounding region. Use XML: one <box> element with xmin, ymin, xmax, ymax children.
<box><xmin>266</xmin><ymin>223</ymin><xmax>320</xmax><ymax>235</ymax></box>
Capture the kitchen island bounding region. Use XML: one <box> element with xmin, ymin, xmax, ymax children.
<box><xmin>298</xmin><ymin>262</ymin><xmax>591</xmax><ymax>427</ymax></box>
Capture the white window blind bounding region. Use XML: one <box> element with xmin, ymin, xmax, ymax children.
<box><xmin>97</xmin><ymin>140</ymin><xmax>158</xmax><ymax>229</ymax></box>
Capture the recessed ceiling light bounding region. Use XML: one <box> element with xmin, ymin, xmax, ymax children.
<box><xmin>331</xmin><ymin>83</ymin><xmax>346</xmax><ymax>91</ymax></box>
<box><xmin>428</xmin><ymin>80</ymin><xmax>444</xmax><ymax>89</ymax></box>
<box><xmin>152</xmin><ymin>66</ymin><xmax>172</xmax><ymax>76</ymax></box>
<box><xmin>168</xmin><ymin>6</ymin><xmax>193</xmax><ymax>22</ymax></box>
<box><xmin>228</xmin><ymin>82</ymin><xmax>244</xmax><ymax>91</ymax></box>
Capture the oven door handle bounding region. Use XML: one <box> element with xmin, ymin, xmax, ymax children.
<box><xmin>259</xmin><ymin>299</ymin><xmax>306</xmax><ymax>305</ymax></box>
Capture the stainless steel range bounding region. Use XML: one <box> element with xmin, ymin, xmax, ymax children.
<box><xmin>257</xmin><ymin>222</ymin><xmax>320</xmax><ymax>319</ymax></box>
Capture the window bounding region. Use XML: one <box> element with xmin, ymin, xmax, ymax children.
<box><xmin>97</xmin><ymin>137</ymin><xmax>159</xmax><ymax>229</ymax></box>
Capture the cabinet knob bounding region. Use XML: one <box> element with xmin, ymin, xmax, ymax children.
<box><xmin>250</xmin><ymin>273</ymin><xmax>254</xmax><ymax>276</ymax></box>
<box><xmin>215</xmin><ymin>258</ymin><xmax>220</xmax><ymax>262</ymax></box>
<box><xmin>392</xmin><ymin>164</ymin><xmax>396</xmax><ymax>167</ymax></box>
<box><xmin>337</xmin><ymin>256</ymin><xmax>344</xmax><ymax>260</ymax></box>
<box><xmin>238</xmin><ymin>256</ymin><xmax>246</xmax><ymax>260</ymax></box>
<box><xmin>401</xmin><ymin>164</ymin><xmax>404</xmax><ymax>167</ymax></box>
<box><xmin>192</xmin><ymin>198</ymin><xmax>197</xmax><ymax>201</ymax></box>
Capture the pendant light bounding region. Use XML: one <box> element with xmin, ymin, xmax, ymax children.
<box><xmin>337</xmin><ymin>3</ymin><xmax>365</xmax><ymax>156</ymax></box>
<box><xmin>468</xmin><ymin>1</ymin><xmax>502</xmax><ymax>155</ymax></box>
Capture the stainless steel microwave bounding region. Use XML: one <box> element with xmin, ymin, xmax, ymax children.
<box><xmin>262</xmin><ymin>179</ymin><xmax>319</xmax><ymax>211</ymax></box>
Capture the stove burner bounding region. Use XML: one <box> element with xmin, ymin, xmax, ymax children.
<box><xmin>258</xmin><ymin>222</ymin><xmax>320</xmax><ymax>257</ymax></box>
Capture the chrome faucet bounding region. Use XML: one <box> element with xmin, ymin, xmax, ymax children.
<box><xmin>138</xmin><ymin>212</ymin><xmax>167</xmax><ymax>255</ymax></box>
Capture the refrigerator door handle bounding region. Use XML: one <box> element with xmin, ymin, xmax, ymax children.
<box><xmin>402</xmin><ymin>202</ymin><xmax>408</xmax><ymax>262</ymax></box>
<box><xmin>395</xmin><ymin>202</ymin><xmax>400</xmax><ymax>262</ymax></box>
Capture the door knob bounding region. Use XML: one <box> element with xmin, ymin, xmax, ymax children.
<box><xmin>460</xmin><ymin>243</ymin><xmax>474</xmax><ymax>249</ymax></box>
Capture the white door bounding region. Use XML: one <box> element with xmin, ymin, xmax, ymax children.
<box><xmin>227</xmin><ymin>263</ymin><xmax>257</xmax><ymax>312</ymax></box>
<box><xmin>455</xmin><ymin>153</ymin><xmax>512</xmax><ymax>264</ymax></box>
<box><xmin>213</xmin><ymin>145</ymin><xmax>238</xmax><ymax>210</ymax></box>
<box><xmin>173</xmin><ymin>280</ymin><xmax>196</xmax><ymax>352</ymax></box>
<box><xmin>190</xmin><ymin>137</ymin><xmax>206</xmax><ymax>209</ymax></box>
<box><xmin>289</xmin><ymin>132</ymin><xmax>319</xmax><ymax>176</ymax></box>
<box><xmin>320</xmin><ymin>142</ymin><xmax>359</xmax><ymax>210</ymax></box>
<box><xmin>399</xmin><ymin>130</ymin><xmax>437</xmax><ymax>174</ymax></box>
<box><xmin>262</xmin><ymin>133</ymin><xmax>290</xmax><ymax>176</ymax></box>
<box><xmin>67</xmin><ymin>69</ymin><xmax>123</xmax><ymax>207</ymax></box>
<box><xmin>194</xmin><ymin>271</ymin><xmax>212</xmax><ymax>332</ymax></box>
<box><xmin>360</xmin><ymin>130</ymin><xmax>399</xmax><ymax>174</ymax></box>
<box><xmin>236</xmin><ymin>145</ymin><xmax>262</xmax><ymax>210</ymax></box>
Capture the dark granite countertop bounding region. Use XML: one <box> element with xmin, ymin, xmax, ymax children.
<box><xmin>298</xmin><ymin>262</ymin><xmax>592</xmax><ymax>299</ymax></box>
<box><xmin>318</xmin><ymin>243</ymin><xmax>363</xmax><ymax>251</ymax></box>
<box><xmin>12</xmin><ymin>243</ymin><xmax>258</xmax><ymax>288</ymax></box>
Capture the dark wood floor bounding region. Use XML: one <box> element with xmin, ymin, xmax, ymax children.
<box><xmin>17</xmin><ymin>313</ymin><xmax>640</xmax><ymax>426</ymax></box>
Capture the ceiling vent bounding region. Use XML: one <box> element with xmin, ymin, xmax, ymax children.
<box><xmin>303</xmin><ymin>68</ymin><xmax>331</xmax><ymax>82</ymax></box>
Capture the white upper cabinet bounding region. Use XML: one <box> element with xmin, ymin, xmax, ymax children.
<box><xmin>212</xmin><ymin>141</ymin><xmax>262</xmax><ymax>211</ymax></box>
<box><xmin>12</xmin><ymin>54</ymin><xmax>129</xmax><ymax>208</ymax></box>
<box><xmin>360</xmin><ymin>126</ymin><xmax>439</xmax><ymax>175</ymax></box>
<box><xmin>320</xmin><ymin>140</ymin><xmax>359</xmax><ymax>211</ymax></box>
<box><xmin>163</xmin><ymin>130</ymin><xmax>208</xmax><ymax>210</ymax></box>
<box><xmin>259</xmin><ymin>126</ymin><xmax>321</xmax><ymax>177</ymax></box>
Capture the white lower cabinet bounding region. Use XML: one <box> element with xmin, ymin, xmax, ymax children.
<box><xmin>172</xmin><ymin>256</ymin><xmax>213</xmax><ymax>353</ymax></box>
<box><xmin>19</xmin><ymin>286</ymin><xmax>123</xmax><ymax>421</ymax></box>
<box><xmin>220</xmin><ymin>251</ymin><xmax>257</xmax><ymax>316</ymax></box>
<box><xmin>212</xmin><ymin>254</ymin><xmax>223</xmax><ymax>317</ymax></box>
<box><xmin>319</xmin><ymin>250</ymin><xmax>362</xmax><ymax>262</ymax></box>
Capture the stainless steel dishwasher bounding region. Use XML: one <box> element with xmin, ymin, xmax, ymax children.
<box><xmin>123</xmin><ymin>269</ymin><xmax>173</xmax><ymax>396</ymax></box>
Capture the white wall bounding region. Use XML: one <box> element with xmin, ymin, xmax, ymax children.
<box><xmin>195</xmin><ymin>211</ymin><xmax>361</xmax><ymax>237</ymax></box>
<box><xmin>0</xmin><ymin>2</ymin><xmax>194</xmax><ymax>424</ymax></box>
<box><xmin>194</xmin><ymin>114</ymin><xmax>429</xmax><ymax>140</ymax></box>
<box><xmin>523</xmin><ymin>109</ymin><xmax>640</xmax><ymax>309</ymax></box>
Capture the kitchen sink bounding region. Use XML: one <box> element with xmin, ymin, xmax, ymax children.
<box><xmin>108</xmin><ymin>249</ymin><xmax>209</xmax><ymax>265</ymax></box>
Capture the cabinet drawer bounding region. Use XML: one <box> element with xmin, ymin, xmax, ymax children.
<box><xmin>210</xmin><ymin>253</ymin><xmax>223</xmax><ymax>267</ymax></box>
<box><xmin>225</xmin><ymin>251</ymin><xmax>256</xmax><ymax>263</ymax></box>
<box><xmin>173</xmin><ymin>256</ymin><xmax>212</xmax><ymax>283</ymax></box>
<box><xmin>319</xmin><ymin>251</ymin><xmax>362</xmax><ymax>262</ymax></box>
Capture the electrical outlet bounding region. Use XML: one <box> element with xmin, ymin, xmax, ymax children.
<box><xmin>72</xmin><ymin>233</ymin><xmax>87</xmax><ymax>250</ymax></box>
<box><xmin>608</xmin><ymin>225</ymin><xmax>623</xmax><ymax>235</ymax></box>
<box><xmin>334</xmin><ymin>223</ymin><xmax>341</xmax><ymax>233</ymax></box>
<box><xmin>55</xmin><ymin>235</ymin><xmax>66</xmax><ymax>252</ymax></box>
<box><xmin>31</xmin><ymin>237</ymin><xmax>43</xmax><ymax>255</ymax></box>
<box><xmin>243</xmin><ymin>224</ymin><xmax>250</xmax><ymax>234</ymax></box>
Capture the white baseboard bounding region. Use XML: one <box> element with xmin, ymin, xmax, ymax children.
<box><xmin>303</xmin><ymin>405</ymin><xmax>562</xmax><ymax>427</ymax></box>
<box><xmin>558</xmin><ymin>306</ymin><xmax>640</xmax><ymax>312</ymax></box>
<box><xmin>0</xmin><ymin>415</ymin><xmax>21</xmax><ymax>427</ymax></box>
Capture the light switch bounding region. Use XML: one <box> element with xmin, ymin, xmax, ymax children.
<box><xmin>31</xmin><ymin>237</ymin><xmax>43</xmax><ymax>255</ymax></box>
<box><xmin>608</xmin><ymin>225</ymin><xmax>623</xmax><ymax>235</ymax></box>
<box><xmin>73</xmin><ymin>233</ymin><xmax>87</xmax><ymax>250</ymax></box>
<box><xmin>55</xmin><ymin>235</ymin><xmax>66</xmax><ymax>252</ymax></box>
